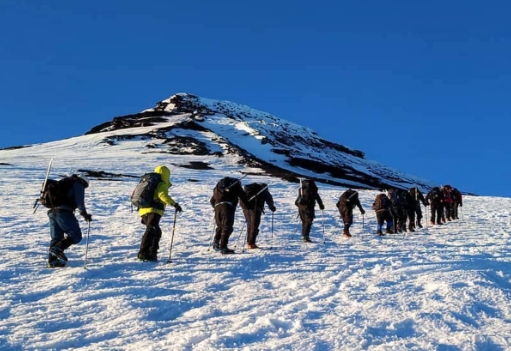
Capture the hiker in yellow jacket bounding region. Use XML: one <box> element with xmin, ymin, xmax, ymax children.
<box><xmin>138</xmin><ymin>165</ymin><xmax>182</xmax><ymax>261</ymax></box>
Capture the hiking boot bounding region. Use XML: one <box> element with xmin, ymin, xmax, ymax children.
<box><xmin>385</xmin><ymin>228</ymin><xmax>394</xmax><ymax>234</ymax></box>
<box><xmin>211</xmin><ymin>241</ymin><xmax>221</xmax><ymax>252</ymax></box>
<box><xmin>408</xmin><ymin>227</ymin><xmax>415</xmax><ymax>232</ymax></box>
<box><xmin>302</xmin><ymin>237</ymin><xmax>312</xmax><ymax>243</ymax></box>
<box><xmin>417</xmin><ymin>223</ymin><xmax>423</xmax><ymax>228</ymax></box>
<box><xmin>437</xmin><ymin>222</ymin><xmax>443</xmax><ymax>225</ymax></box>
<box><xmin>430</xmin><ymin>221</ymin><xmax>435</xmax><ymax>225</ymax></box>
<box><xmin>377</xmin><ymin>230</ymin><xmax>384</xmax><ymax>236</ymax></box>
<box><xmin>221</xmin><ymin>248</ymin><xmax>235</xmax><ymax>255</ymax></box>
<box><xmin>342</xmin><ymin>231</ymin><xmax>352</xmax><ymax>238</ymax></box>
<box><xmin>137</xmin><ymin>252</ymin><xmax>149</xmax><ymax>261</ymax></box>
<box><xmin>47</xmin><ymin>260</ymin><xmax>66</xmax><ymax>268</ymax></box>
<box><xmin>247</xmin><ymin>244</ymin><xmax>259</xmax><ymax>249</ymax></box>
<box><xmin>49</xmin><ymin>247</ymin><xmax>68</xmax><ymax>264</ymax></box>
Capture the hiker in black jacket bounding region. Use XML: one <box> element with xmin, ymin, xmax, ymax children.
<box><xmin>336</xmin><ymin>189</ymin><xmax>365</xmax><ymax>237</ymax></box>
<box><xmin>426</xmin><ymin>187</ymin><xmax>444</xmax><ymax>225</ymax></box>
<box><xmin>451</xmin><ymin>187</ymin><xmax>463</xmax><ymax>220</ymax></box>
<box><xmin>372</xmin><ymin>193</ymin><xmax>393</xmax><ymax>236</ymax></box>
<box><xmin>210</xmin><ymin>177</ymin><xmax>250</xmax><ymax>254</ymax></box>
<box><xmin>387</xmin><ymin>188</ymin><xmax>407</xmax><ymax>233</ymax></box>
<box><xmin>47</xmin><ymin>174</ymin><xmax>92</xmax><ymax>268</ymax></box>
<box><xmin>295</xmin><ymin>179</ymin><xmax>324</xmax><ymax>243</ymax></box>
<box><xmin>240</xmin><ymin>183</ymin><xmax>276</xmax><ymax>249</ymax></box>
<box><xmin>408</xmin><ymin>187</ymin><xmax>428</xmax><ymax>229</ymax></box>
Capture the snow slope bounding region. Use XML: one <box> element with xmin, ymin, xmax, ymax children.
<box><xmin>1</xmin><ymin>132</ymin><xmax>511</xmax><ymax>350</ymax></box>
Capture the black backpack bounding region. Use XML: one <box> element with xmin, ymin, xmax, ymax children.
<box><xmin>372</xmin><ymin>193</ymin><xmax>390</xmax><ymax>211</ymax></box>
<box><xmin>244</xmin><ymin>183</ymin><xmax>264</xmax><ymax>204</ymax></box>
<box><xmin>388</xmin><ymin>189</ymin><xmax>407</xmax><ymax>208</ymax></box>
<box><xmin>130</xmin><ymin>173</ymin><xmax>162</xmax><ymax>209</ymax></box>
<box><xmin>428</xmin><ymin>187</ymin><xmax>441</xmax><ymax>202</ymax></box>
<box><xmin>40</xmin><ymin>177</ymin><xmax>75</xmax><ymax>208</ymax></box>
<box><xmin>214</xmin><ymin>177</ymin><xmax>239</xmax><ymax>202</ymax></box>
<box><xmin>296</xmin><ymin>179</ymin><xmax>318</xmax><ymax>206</ymax></box>
<box><xmin>337</xmin><ymin>189</ymin><xmax>358</xmax><ymax>208</ymax></box>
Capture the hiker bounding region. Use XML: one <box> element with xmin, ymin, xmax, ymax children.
<box><xmin>240</xmin><ymin>183</ymin><xmax>276</xmax><ymax>249</ymax></box>
<box><xmin>136</xmin><ymin>165</ymin><xmax>182</xmax><ymax>262</ymax></box>
<box><xmin>426</xmin><ymin>186</ymin><xmax>444</xmax><ymax>225</ymax></box>
<box><xmin>408</xmin><ymin>187</ymin><xmax>428</xmax><ymax>229</ymax></box>
<box><xmin>441</xmin><ymin>185</ymin><xmax>455</xmax><ymax>222</ymax></box>
<box><xmin>372</xmin><ymin>193</ymin><xmax>393</xmax><ymax>235</ymax></box>
<box><xmin>336</xmin><ymin>189</ymin><xmax>365</xmax><ymax>237</ymax></box>
<box><xmin>387</xmin><ymin>188</ymin><xmax>407</xmax><ymax>233</ymax></box>
<box><xmin>294</xmin><ymin>179</ymin><xmax>324</xmax><ymax>242</ymax></box>
<box><xmin>46</xmin><ymin>174</ymin><xmax>92</xmax><ymax>268</ymax></box>
<box><xmin>451</xmin><ymin>187</ymin><xmax>463</xmax><ymax>219</ymax></box>
<box><xmin>210</xmin><ymin>177</ymin><xmax>250</xmax><ymax>254</ymax></box>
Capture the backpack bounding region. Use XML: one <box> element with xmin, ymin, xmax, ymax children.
<box><xmin>388</xmin><ymin>189</ymin><xmax>407</xmax><ymax>208</ymax></box>
<box><xmin>40</xmin><ymin>177</ymin><xmax>75</xmax><ymax>208</ymax></box>
<box><xmin>130</xmin><ymin>173</ymin><xmax>162</xmax><ymax>209</ymax></box>
<box><xmin>295</xmin><ymin>179</ymin><xmax>318</xmax><ymax>206</ymax></box>
<box><xmin>409</xmin><ymin>187</ymin><xmax>417</xmax><ymax>199</ymax></box>
<box><xmin>337</xmin><ymin>189</ymin><xmax>358</xmax><ymax>208</ymax></box>
<box><xmin>214</xmin><ymin>177</ymin><xmax>239</xmax><ymax>203</ymax></box>
<box><xmin>244</xmin><ymin>183</ymin><xmax>264</xmax><ymax>205</ymax></box>
<box><xmin>428</xmin><ymin>187</ymin><xmax>441</xmax><ymax>202</ymax></box>
<box><xmin>372</xmin><ymin>193</ymin><xmax>390</xmax><ymax>211</ymax></box>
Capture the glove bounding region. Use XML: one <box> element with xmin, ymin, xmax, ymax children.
<box><xmin>174</xmin><ymin>203</ymin><xmax>183</xmax><ymax>213</ymax></box>
<box><xmin>459</xmin><ymin>203</ymin><xmax>463</xmax><ymax>207</ymax></box>
<box><xmin>269</xmin><ymin>205</ymin><xmax>276</xmax><ymax>212</ymax></box>
<box><xmin>81</xmin><ymin>212</ymin><xmax>92</xmax><ymax>222</ymax></box>
<box><xmin>361</xmin><ymin>209</ymin><xmax>365</xmax><ymax>215</ymax></box>
<box><xmin>319</xmin><ymin>204</ymin><xmax>325</xmax><ymax>210</ymax></box>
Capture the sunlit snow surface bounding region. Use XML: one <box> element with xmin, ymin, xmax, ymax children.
<box><xmin>1</xmin><ymin>130</ymin><xmax>511</xmax><ymax>350</ymax></box>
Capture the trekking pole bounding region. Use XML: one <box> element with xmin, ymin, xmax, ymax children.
<box><xmin>234</xmin><ymin>221</ymin><xmax>247</xmax><ymax>248</ymax></box>
<box><xmin>208</xmin><ymin>215</ymin><xmax>216</xmax><ymax>251</ymax></box>
<box><xmin>270</xmin><ymin>211</ymin><xmax>274</xmax><ymax>250</ymax></box>
<box><xmin>362</xmin><ymin>213</ymin><xmax>365</xmax><ymax>232</ymax></box>
<box><xmin>83</xmin><ymin>221</ymin><xmax>91</xmax><ymax>269</ymax></box>
<box><xmin>322</xmin><ymin>209</ymin><xmax>325</xmax><ymax>244</ymax></box>
<box><xmin>166</xmin><ymin>209</ymin><xmax>178</xmax><ymax>264</ymax></box>
<box><xmin>292</xmin><ymin>213</ymin><xmax>301</xmax><ymax>240</ymax></box>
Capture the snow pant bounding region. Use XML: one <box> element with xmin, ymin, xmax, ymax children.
<box><xmin>444</xmin><ymin>202</ymin><xmax>454</xmax><ymax>220</ymax></box>
<box><xmin>406</xmin><ymin>206</ymin><xmax>416</xmax><ymax>230</ymax></box>
<box><xmin>214</xmin><ymin>204</ymin><xmax>236</xmax><ymax>249</ymax></box>
<box><xmin>412</xmin><ymin>202</ymin><xmax>423</xmax><ymax>226</ymax></box>
<box><xmin>242</xmin><ymin>209</ymin><xmax>262</xmax><ymax>246</ymax></box>
<box><xmin>48</xmin><ymin>210</ymin><xmax>82</xmax><ymax>250</ymax></box>
<box><xmin>139</xmin><ymin>213</ymin><xmax>162</xmax><ymax>259</ymax></box>
<box><xmin>338</xmin><ymin>206</ymin><xmax>353</xmax><ymax>234</ymax></box>
<box><xmin>453</xmin><ymin>203</ymin><xmax>460</xmax><ymax>219</ymax></box>
<box><xmin>391</xmin><ymin>206</ymin><xmax>406</xmax><ymax>232</ymax></box>
<box><xmin>430</xmin><ymin>202</ymin><xmax>443</xmax><ymax>224</ymax></box>
<box><xmin>298</xmin><ymin>205</ymin><xmax>315</xmax><ymax>239</ymax></box>
<box><xmin>375</xmin><ymin>210</ymin><xmax>393</xmax><ymax>233</ymax></box>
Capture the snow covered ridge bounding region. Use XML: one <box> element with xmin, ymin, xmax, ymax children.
<box><xmin>82</xmin><ymin>93</ymin><xmax>436</xmax><ymax>191</ymax></box>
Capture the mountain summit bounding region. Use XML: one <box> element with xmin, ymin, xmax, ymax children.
<box><xmin>84</xmin><ymin>93</ymin><xmax>431</xmax><ymax>190</ymax></box>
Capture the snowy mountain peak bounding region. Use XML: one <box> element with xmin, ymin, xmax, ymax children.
<box><xmin>84</xmin><ymin>93</ymin><xmax>432</xmax><ymax>191</ymax></box>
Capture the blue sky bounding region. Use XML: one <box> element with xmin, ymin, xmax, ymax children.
<box><xmin>1</xmin><ymin>0</ymin><xmax>510</xmax><ymax>197</ymax></box>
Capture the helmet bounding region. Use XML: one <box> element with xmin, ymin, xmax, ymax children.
<box><xmin>76</xmin><ymin>174</ymin><xmax>90</xmax><ymax>188</ymax></box>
